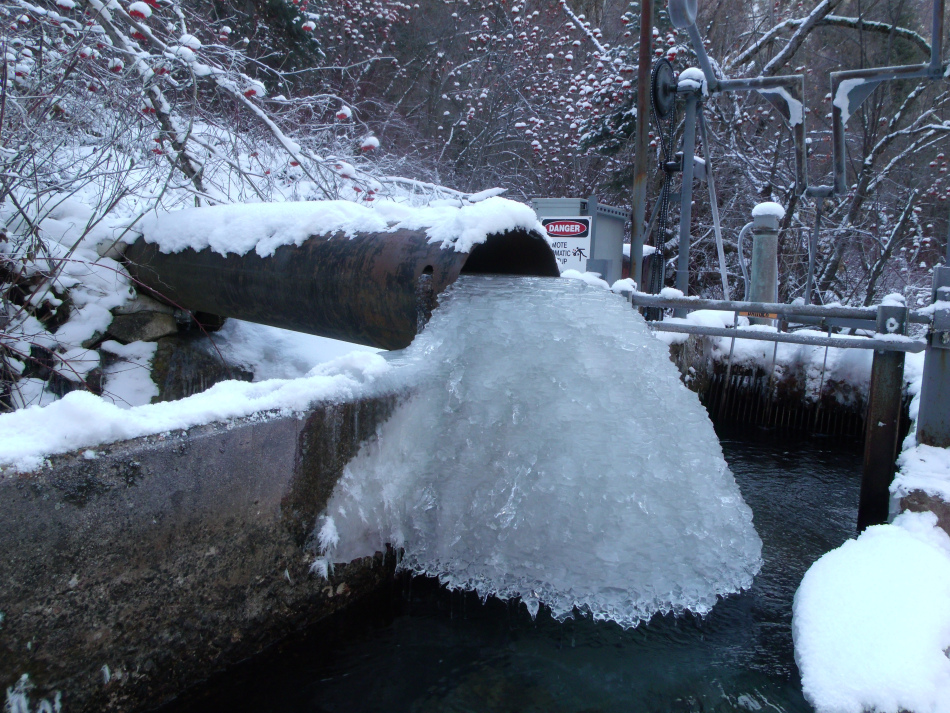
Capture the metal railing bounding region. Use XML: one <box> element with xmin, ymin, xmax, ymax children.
<box><xmin>627</xmin><ymin>292</ymin><xmax>929</xmax><ymax>353</ymax></box>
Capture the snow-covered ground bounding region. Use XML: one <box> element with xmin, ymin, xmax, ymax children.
<box><xmin>0</xmin><ymin>350</ymin><xmax>390</xmax><ymax>473</ymax></box>
<box><xmin>0</xmin><ymin>193</ymin><xmax>543</xmax><ymax>471</ymax></box>
<box><xmin>793</xmin><ymin>510</ymin><xmax>950</xmax><ymax>713</ymax></box>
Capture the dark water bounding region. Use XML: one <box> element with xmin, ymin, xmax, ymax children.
<box><xmin>164</xmin><ymin>428</ymin><xmax>861</xmax><ymax>713</ymax></box>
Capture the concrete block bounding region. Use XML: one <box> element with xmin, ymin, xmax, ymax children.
<box><xmin>0</xmin><ymin>393</ymin><xmax>402</xmax><ymax>712</ymax></box>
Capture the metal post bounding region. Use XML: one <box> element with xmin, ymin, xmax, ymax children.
<box><xmin>804</xmin><ymin>200</ymin><xmax>824</xmax><ymax>305</ymax></box>
<box><xmin>631</xmin><ymin>0</ymin><xmax>653</xmax><ymax>288</ymax></box>
<box><xmin>748</xmin><ymin>205</ymin><xmax>780</xmax><ymax>325</ymax></box>
<box><xmin>946</xmin><ymin>201</ymin><xmax>950</xmax><ymax>264</ymax></box>
<box><xmin>917</xmin><ymin>265</ymin><xmax>950</xmax><ymax>447</ymax></box>
<box><xmin>675</xmin><ymin>92</ymin><xmax>699</xmax><ymax>316</ymax></box>
<box><xmin>685</xmin><ymin>23</ymin><xmax>719</xmax><ymax>91</ymax></box>
<box><xmin>858</xmin><ymin>302</ymin><xmax>908</xmax><ymax>531</ymax></box>
<box><xmin>931</xmin><ymin>0</ymin><xmax>945</xmax><ymax>74</ymax></box>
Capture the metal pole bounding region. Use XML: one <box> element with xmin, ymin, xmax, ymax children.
<box><xmin>805</xmin><ymin>200</ymin><xmax>824</xmax><ymax>305</ymax></box>
<box><xmin>699</xmin><ymin>111</ymin><xmax>730</xmax><ymax>299</ymax></box>
<box><xmin>675</xmin><ymin>92</ymin><xmax>699</xmax><ymax>316</ymax></box>
<box><xmin>748</xmin><ymin>205</ymin><xmax>781</xmax><ymax>325</ymax></box>
<box><xmin>631</xmin><ymin>0</ymin><xmax>654</xmax><ymax>288</ymax></box>
<box><xmin>685</xmin><ymin>23</ymin><xmax>719</xmax><ymax>91</ymax></box>
<box><xmin>946</xmin><ymin>199</ymin><xmax>950</xmax><ymax>264</ymax></box>
<box><xmin>629</xmin><ymin>292</ymin><xmax>931</xmax><ymax>323</ymax></box>
<box><xmin>917</xmin><ymin>265</ymin><xmax>950</xmax><ymax>447</ymax></box>
<box><xmin>858</xmin><ymin>302</ymin><xmax>908</xmax><ymax>531</ymax></box>
<box><xmin>647</xmin><ymin>322</ymin><xmax>925</xmax><ymax>352</ymax></box>
<box><xmin>931</xmin><ymin>0</ymin><xmax>945</xmax><ymax>74</ymax></box>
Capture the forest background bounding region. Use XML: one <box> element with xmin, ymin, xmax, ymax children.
<box><xmin>2</xmin><ymin>0</ymin><xmax>948</xmax><ymax>408</ymax></box>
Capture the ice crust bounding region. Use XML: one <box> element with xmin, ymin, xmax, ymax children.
<box><xmin>319</xmin><ymin>275</ymin><xmax>762</xmax><ymax>627</ymax></box>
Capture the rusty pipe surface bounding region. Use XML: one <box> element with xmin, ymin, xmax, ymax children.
<box><xmin>124</xmin><ymin>228</ymin><xmax>559</xmax><ymax>350</ymax></box>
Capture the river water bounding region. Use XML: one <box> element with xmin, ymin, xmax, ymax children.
<box><xmin>164</xmin><ymin>428</ymin><xmax>861</xmax><ymax>713</ymax></box>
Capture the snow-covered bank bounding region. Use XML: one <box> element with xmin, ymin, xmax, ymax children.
<box><xmin>3</xmin><ymin>192</ymin><xmax>544</xmax><ymax>414</ymax></box>
<box><xmin>0</xmin><ymin>352</ymin><xmax>389</xmax><ymax>473</ymax></box>
<box><xmin>793</xmin><ymin>348</ymin><xmax>950</xmax><ymax>713</ymax></box>
<box><xmin>792</xmin><ymin>511</ymin><xmax>950</xmax><ymax>713</ymax></box>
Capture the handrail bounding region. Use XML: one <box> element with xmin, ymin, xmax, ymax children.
<box><xmin>648</xmin><ymin>322</ymin><xmax>926</xmax><ymax>353</ymax></box>
<box><xmin>628</xmin><ymin>292</ymin><xmax>931</xmax><ymax>324</ymax></box>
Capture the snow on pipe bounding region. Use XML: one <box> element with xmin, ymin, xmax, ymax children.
<box><xmin>124</xmin><ymin>228</ymin><xmax>559</xmax><ymax>350</ymax></box>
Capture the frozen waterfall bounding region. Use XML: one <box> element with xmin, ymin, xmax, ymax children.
<box><xmin>315</xmin><ymin>275</ymin><xmax>762</xmax><ymax>628</ymax></box>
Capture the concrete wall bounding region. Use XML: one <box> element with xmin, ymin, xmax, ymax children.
<box><xmin>0</xmin><ymin>394</ymin><xmax>402</xmax><ymax>712</ymax></box>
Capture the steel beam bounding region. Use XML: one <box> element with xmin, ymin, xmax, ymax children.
<box><xmin>858</xmin><ymin>304</ymin><xmax>909</xmax><ymax>530</ymax></box>
<box><xmin>646</xmin><ymin>321</ymin><xmax>925</xmax><ymax>353</ymax></box>
<box><xmin>917</xmin><ymin>266</ymin><xmax>950</xmax><ymax>447</ymax></box>
<box><xmin>675</xmin><ymin>92</ymin><xmax>700</xmax><ymax>314</ymax></box>
<box><xmin>630</xmin><ymin>0</ymin><xmax>654</xmax><ymax>287</ymax></box>
<box><xmin>629</xmin><ymin>292</ymin><xmax>931</xmax><ymax>323</ymax></box>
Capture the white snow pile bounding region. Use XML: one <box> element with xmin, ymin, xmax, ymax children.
<box><xmin>0</xmin><ymin>352</ymin><xmax>389</xmax><ymax>472</ymax></box>
<box><xmin>750</xmin><ymin>201</ymin><xmax>786</xmax><ymax>220</ymax></box>
<box><xmin>211</xmin><ymin>320</ymin><xmax>379</xmax><ymax>382</ymax></box>
<box><xmin>896</xmin><ymin>442</ymin><xmax>950</xmax><ymax>503</ymax></box>
<box><xmin>793</xmin><ymin>511</ymin><xmax>950</xmax><ymax>713</ymax></box>
<box><xmin>560</xmin><ymin>268</ymin><xmax>610</xmax><ymax>289</ymax></box>
<box><xmin>793</xmin><ymin>345</ymin><xmax>950</xmax><ymax>712</ymax></box>
<box><xmin>677</xmin><ymin>67</ymin><xmax>707</xmax><ymax>94</ymax></box>
<box><xmin>136</xmin><ymin>196</ymin><xmax>546</xmax><ymax>257</ymax></box>
<box><xmin>314</xmin><ymin>275</ymin><xmax>762</xmax><ymax>627</ymax></box>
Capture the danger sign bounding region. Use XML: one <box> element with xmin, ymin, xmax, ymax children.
<box><xmin>542</xmin><ymin>217</ymin><xmax>591</xmax><ymax>273</ymax></box>
<box><xmin>542</xmin><ymin>218</ymin><xmax>590</xmax><ymax>238</ymax></box>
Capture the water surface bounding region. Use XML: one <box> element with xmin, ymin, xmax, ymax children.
<box><xmin>164</xmin><ymin>428</ymin><xmax>861</xmax><ymax>713</ymax></box>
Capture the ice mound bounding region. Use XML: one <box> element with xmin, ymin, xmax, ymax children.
<box><xmin>317</xmin><ymin>275</ymin><xmax>762</xmax><ymax>627</ymax></box>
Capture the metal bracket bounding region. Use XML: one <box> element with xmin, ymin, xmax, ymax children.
<box><xmin>933</xmin><ymin>289</ymin><xmax>950</xmax><ymax>350</ymax></box>
<box><xmin>663</xmin><ymin>154</ymin><xmax>683</xmax><ymax>174</ymax></box>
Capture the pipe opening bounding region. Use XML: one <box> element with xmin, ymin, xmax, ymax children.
<box><xmin>461</xmin><ymin>230</ymin><xmax>560</xmax><ymax>277</ymax></box>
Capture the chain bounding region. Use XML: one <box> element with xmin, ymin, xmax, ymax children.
<box><xmin>646</xmin><ymin>64</ymin><xmax>678</xmax><ymax>318</ymax></box>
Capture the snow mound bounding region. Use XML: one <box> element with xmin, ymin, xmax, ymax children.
<box><xmin>316</xmin><ymin>275</ymin><xmax>762</xmax><ymax>627</ymax></box>
<box><xmin>212</xmin><ymin>320</ymin><xmax>379</xmax><ymax>381</ymax></box>
<box><xmin>751</xmin><ymin>201</ymin><xmax>786</xmax><ymax>220</ymax></box>
<box><xmin>793</xmin><ymin>511</ymin><xmax>950</xmax><ymax>713</ymax></box>
<box><xmin>0</xmin><ymin>352</ymin><xmax>390</xmax><ymax>472</ymax></box>
<box><xmin>137</xmin><ymin>197</ymin><xmax>546</xmax><ymax>258</ymax></box>
<box><xmin>894</xmin><ymin>442</ymin><xmax>950</xmax><ymax>504</ymax></box>
<box><xmin>892</xmin><ymin>351</ymin><xmax>950</xmax><ymax>503</ymax></box>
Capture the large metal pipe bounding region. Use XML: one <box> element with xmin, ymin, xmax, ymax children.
<box><xmin>125</xmin><ymin>227</ymin><xmax>559</xmax><ymax>350</ymax></box>
<box><xmin>675</xmin><ymin>91</ymin><xmax>699</xmax><ymax>315</ymax></box>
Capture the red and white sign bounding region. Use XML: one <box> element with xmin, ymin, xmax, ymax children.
<box><xmin>542</xmin><ymin>218</ymin><xmax>590</xmax><ymax>238</ymax></box>
<box><xmin>542</xmin><ymin>217</ymin><xmax>591</xmax><ymax>272</ymax></box>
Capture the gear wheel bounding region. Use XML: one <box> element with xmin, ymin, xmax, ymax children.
<box><xmin>650</xmin><ymin>58</ymin><xmax>677</xmax><ymax>121</ymax></box>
